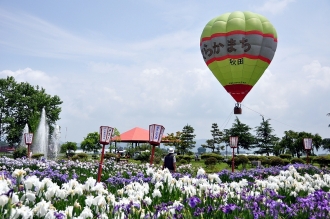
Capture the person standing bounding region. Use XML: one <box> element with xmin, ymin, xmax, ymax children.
<box><xmin>162</xmin><ymin>148</ymin><xmax>176</xmax><ymax>173</ymax></box>
<box><xmin>116</xmin><ymin>151</ymin><xmax>121</xmax><ymax>163</ymax></box>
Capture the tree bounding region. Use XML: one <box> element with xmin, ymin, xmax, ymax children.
<box><xmin>254</xmin><ymin>116</ymin><xmax>279</xmax><ymax>156</ymax></box>
<box><xmin>201</xmin><ymin>139</ymin><xmax>215</xmax><ymax>152</ymax></box>
<box><xmin>178</xmin><ymin>124</ymin><xmax>196</xmax><ymax>155</ymax></box>
<box><xmin>163</xmin><ymin>131</ymin><xmax>182</xmax><ymax>152</ymax></box>
<box><xmin>278</xmin><ymin>130</ymin><xmax>322</xmax><ymax>158</ymax></box>
<box><xmin>322</xmin><ymin>138</ymin><xmax>330</xmax><ymax>152</ymax></box>
<box><xmin>222</xmin><ymin>117</ymin><xmax>254</xmax><ymax>154</ymax></box>
<box><xmin>0</xmin><ymin>76</ymin><xmax>62</xmax><ymax>145</ymax></box>
<box><xmin>327</xmin><ymin>113</ymin><xmax>330</xmax><ymax>127</ymax></box>
<box><xmin>81</xmin><ymin>132</ymin><xmax>102</xmax><ymax>154</ymax></box>
<box><xmin>60</xmin><ymin>142</ymin><xmax>78</xmax><ymax>153</ymax></box>
<box><xmin>202</xmin><ymin>123</ymin><xmax>223</xmax><ymax>153</ymax></box>
<box><xmin>110</xmin><ymin>128</ymin><xmax>120</xmax><ymax>152</ymax></box>
<box><xmin>197</xmin><ymin>147</ymin><xmax>206</xmax><ymax>154</ymax></box>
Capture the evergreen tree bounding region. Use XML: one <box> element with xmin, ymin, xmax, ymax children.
<box><xmin>223</xmin><ymin>117</ymin><xmax>254</xmax><ymax>154</ymax></box>
<box><xmin>178</xmin><ymin>124</ymin><xmax>196</xmax><ymax>155</ymax></box>
<box><xmin>202</xmin><ymin>123</ymin><xmax>223</xmax><ymax>153</ymax></box>
<box><xmin>254</xmin><ymin>116</ymin><xmax>279</xmax><ymax>156</ymax></box>
<box><xmin>197</xmin><ymin>147</ymin><xmax>206</xmax><ymax>154</ymax></box>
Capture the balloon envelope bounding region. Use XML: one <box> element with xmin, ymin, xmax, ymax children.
<box><xmin>200</xmin><ymin>11</ymin><xmax>277</xmax><ymax>103</ymax></box>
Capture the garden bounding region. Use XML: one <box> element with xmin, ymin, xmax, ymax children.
<box><xmin>1</xmin><ymin>154</ymin><xmax>330</xmax><ymax>219</ymax></box>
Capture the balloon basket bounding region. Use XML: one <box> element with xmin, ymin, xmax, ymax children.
<box><xmin>234</xmin><ymin>107</ymin><xmax>242</xmax><ymax>114</ymax></box>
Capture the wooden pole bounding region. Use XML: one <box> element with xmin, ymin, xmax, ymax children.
<box><xmin>150</xmin><ymin>145</ymin><xmax>156</xmax><ymax>165</ymax></box>
<box><xmin>97</xmin><ymin>143</ymin><xmax>106</xmax><ymax>182</ymax></box>
<box><xmin>232</xmin><ymin>148</ymin><xmax>235</xmax><ymax>173</ymax></box>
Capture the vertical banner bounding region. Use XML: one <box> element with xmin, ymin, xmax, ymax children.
<box><xmin>99</xmin><ymin>126</ymin><xmax>114</xmax><ymax>144</ymax></box>
<box><xmin>303</xmin><ymin>138</ymin><xmax>312</xmax><ymax>150</ymax></box>
<box><xmin>229</xmin><ymin>136</ymin><xmax>238</xmax><ymax>148</ymax></box>
<box><xmin>24</xmin><ymin>133</ymin><xmax>33</xmax><ymax>144</ymax></box>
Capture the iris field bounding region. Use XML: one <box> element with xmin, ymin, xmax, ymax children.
<box><xmin>0</xmin><ymin>156</ymin><xmax>330</xmax><ymax>219</ymax></box>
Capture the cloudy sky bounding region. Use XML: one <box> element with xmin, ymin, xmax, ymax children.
<box><xmin>1</xmin><ymin>0</ymin><xmax>329</xmax><ymax>144</ymax></box>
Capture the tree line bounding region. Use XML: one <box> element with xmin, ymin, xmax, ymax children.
<box><xmin>63</xmin><ymin>116</ymin><xmax>329</xmax><ymax>159</ymax></box>
<box><xmin>164</xmin><ymin>116</ymin><xmax>328</xmax><ymax>158</ymax></box>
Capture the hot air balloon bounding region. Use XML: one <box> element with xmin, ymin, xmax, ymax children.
<box><xmin>200</xmin><ymin>11</ymin><xmax>277</xmax><ymax>114</ymax></box>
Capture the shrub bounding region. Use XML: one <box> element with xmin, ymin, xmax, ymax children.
<box><xmin>259</xmin><ymin>156</ymin><xmax>271</xmax><ymax>167</ymax></box>
<box><xmin>182</xmin><ymin>155</ymin><xmax>193</xmax><ymax>163</ymax></box>
<box><xmin>31</xmin><ymin>153</ymin><xmax>44</xmax><ymax>159</ymax></box>
<box><xmin>204</xmin><ymin>157</ymin><xmax>217</xmax><ymax>166</ymax></box>
<box><xmin>247</xmin><ymin>155</ymin><xmax>260</xmax><ymax>161</ymax></box>
<box><xmin>135</xmin><ymin>152</ymin><xmax>151</xmax><ymax>163</ymax></box>
<box><xmin>301</xmin><ymin>156</ymin><xmax>315</xmax><ymax>164</ymax></box>
<box><xmin>269</xmin><ymin>157</ymin><xmax>284</xmax><ymax>166</ymax></box>
<box><xmin>179</xmin><ymin>159</ymin><xmax>188</xmax><ymax>165</ymax></box>
<box><xmin>291</xmin><ymin>157</ymin><xmax>305</xmax><ymax>164</ymax></box>
<box><xmin>237</xmin><ymin>155</ymin><xmax>249</xmax><ymax>169</ymax></box>
<box><xmin>13</xmin><ymin>147</ymin><xmax>27</xmax><ymax>159</ymax></box>
<box><xmin>201</xmin><ymin>153</ymin><xmax>224</xmax><ymax>162</ymax></box>
<box><xmin>176</xmin><ymin>155</ymin><xmax>183</xmax><ymax>162</ymax></box>
<box><xmin>154</xmin><ymin>156</ymin><xmax>161</xmax><ymax>164</ymax></box>
<box><xmin>313</xmin><ymin>156</ymin><xmax>330</xmax><ymax>167</ymax></box>
<box><xmin>104</xmin><ymin>153</ymin><xmax>116</xmax><ymax>160</ymax></box>
<box><xmin>282</xmin><ymin>159</ymin><xmax>291</xmax><ymax>165</ymax></box>
<box><xmin>72</xmin><ymin>153</ymin><xmax>89</xmax><ymax>161</ymax></box>
<box><xmin>279</xmin><ymin>154</ymin><xmax>292</xmax><ymax>160</ymax></box>
<box><xmin>224</xmin><ymin>157</ymin><xmax>239</xmax><ymax>168</ymax></box>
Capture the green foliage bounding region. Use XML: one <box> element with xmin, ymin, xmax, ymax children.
<box><xmin>313</xmin><ymin>156</ymin><xmax>330</xmax><ymax>167</ymax></box>
<box><xmin>0</xmin><ymin>76</ymin><xmax>62</xmax><ymax>145</ymax></box>
<box><xmin>202</xmin><ymin>123</ymin><xmax>223</xmax><ymax>153</ymax></box>
<box><xmin>163</xmin><ymin>132</ymin><xmax>181</xmax><ymax>152</ymax></box>
<box><xmin>135</xmin><ymin>152</ymin><xmax>151</xmax><ymax>163</ymax></box>
<box><xmin>178</xmin><ymin>124</ymin><xmax>196</xmax><ymax>155</ymax></box>
<box><xmin>60</xmin><ymin>142</ymin><xmax>77</xmax><ymax>153</ymax></box>
<box><xmin>291</xmin><ymin>157</ymin><xmax>305</xmax><ymax>164</ymax></box>
<box><xmin>246</xmin><ymin>155</ymin><xmax>261</xmax><ymax>161</ymax></box>
<box><xmin>81</xmin><ymin>132</ymin><xmax>102</xmax><ymax>153</ymax></box>
<box><xmin>204</xmin><ymin>157</ymin><xmax>217</xmax><ymax>166</ymax></box>
<box><xmin>254</xmin><ymin>117</ymin><xmax>279</xmax><ymax>156</ymax></box>
<box><xmin>153</xmin><ymin>156</ymin><xmax>161</xmax><ymax>164</ymax></box>
<box><xmin>177</xmin><ymin>155</ymin><xmax>193</xmax><ymax>163</ymax></box>
<box><xmin>237</xmin><ymin>155</ymin><xmax>249</xmax><ymax>165</ymax></box>
<box><xmin>13</xmin><ymin>147</ymin><xmax>27</xmax><ymax>159</ymax></box>
<box><xmin>278</xmin><ymin>130</ymin><xmax>323</xmax><ymax>158</ymax></box>
<box><xmin>31</xmin><ymin>153</ymin><xmax>44</xmax><ymax>159</ymax></box>
<box><xmin>279</xmin><ymin>154</ymin><xmax>292</xmax><ymax>160</ymax></box>
<box><xmin>197</xmin><ymin>147</ymin><xmax>206</xmax><ymax>154</ymax></box>
<box><xmin>223</xmin><ymin>117</ymin><xmax>255</xmax><ymax>154</ymax></box>
<box><xmin>282</xmin><ymin>159</ymin><xmax>291</xmax><ymax>165</ymax></box>
<box><xmin>259</xmin><ymin>156</ymin><xmax>271</xmax><ymax>167</ymax></box>
<box><xmin>201</xmin><ymin>153</ymin><xmax>224</xmax><ymax>162</ymax></box>
<box><xmin>179</xmin><ymin>159</ymin><xmax>188</xmax><ymax>165</ymax></box>
<box><xmin>104</xmin><ymin>153</ymin><xmax>116</xmax><ymax>159</ymax></box>
<box><xmin>72</xmin><ymin>153</ymin><xmax>88</xmax><ymax>161</ymax></box>
<box><xmin>269</xmin><ymin>157</ymin><xmax>284</xmax><ymax>166</ymax></box>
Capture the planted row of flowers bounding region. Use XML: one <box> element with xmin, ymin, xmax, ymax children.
<box><xmin>0</xmin><ymin>156</ymin><xmax>330</xmax><ymax>218</ymax></box>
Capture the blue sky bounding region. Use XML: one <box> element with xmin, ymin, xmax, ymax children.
<box><xmin>1</xmin><ymin>0</ymin><xmax>330</xmax><ymax>145</ymax></box>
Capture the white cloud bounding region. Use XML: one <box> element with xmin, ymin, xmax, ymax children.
<box><xmin>0</xmin><ymin>68</ymin><xmax>61</xmax><ymax>95</ymax></box>
<box><xmin>254</xmin><ymin>0</ymin><xmax>295</xmax><ymax>14</ymax></box>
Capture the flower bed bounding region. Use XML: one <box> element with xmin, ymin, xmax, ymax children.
<box><xmin>0</xmin><ymin>157</ymin><xmax>330</xmax><ymax>218</ymax></box>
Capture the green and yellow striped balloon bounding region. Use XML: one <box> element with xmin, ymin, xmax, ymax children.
<box><xmin>200</xmin><ymin>11</ymin><xmax>277</xmax><ymax>103</ymax></box>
